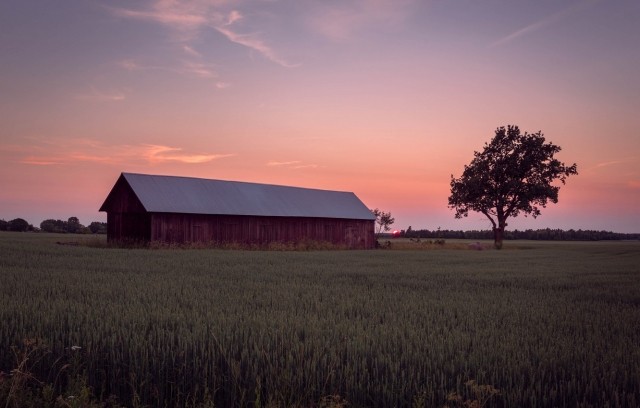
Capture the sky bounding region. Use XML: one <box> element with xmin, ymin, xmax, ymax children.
<box><xmin>1</xmin><ymin>0</ymin><xmax>639</xmax><ymax>233</ymax></box>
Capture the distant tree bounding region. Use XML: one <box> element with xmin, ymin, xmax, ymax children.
<box><xmin>88</xmin><ymin>221</ymin><xmax>108</xmax><ymax>234</ymax></box>
<box><xmin>40</xmin><ymin>219</ymin><xmax>68</xmax><ymax>233</ymax></box>
<box><xmin>0</xmin><ymin>219</ymin><xmax>7</xmax><ymax>231</ymax></box>
<box><xmin>40</xmin><ymin>219</ymin><xmax>58</xmax><ymax>233</ymax></box>
<box><xmin>7</xmin><ymin>218</ymin><xmax>30</xmax><ymax>232</ymax></box>
<box><xmin>371</xmin><ymin>208</ymin><xmax>395</xmax><ymax>237</ymax></box>
<box><xmin>67</xmin><ymin>217</ymin><xmax>83</xmax><ymax>233</ymax></box>
<box><xmin>405</xmin><ymin>225</ymin><xmax>415</xmax><ymax>238</ymax></box>
<box><xmin>448</xmin><ymin>125</ymin><xmax>578</xmax><ymax>249</ymax></box>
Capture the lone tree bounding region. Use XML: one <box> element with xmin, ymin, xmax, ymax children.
<box><xmin>448</xmin><ymin>125</ymin><xmax>577</xmax><ymax>249</ymax></box>
<box><xmin>371</xmin><ymin>208</ymin><xmax>395</xmax><ymax>237</ymax></box>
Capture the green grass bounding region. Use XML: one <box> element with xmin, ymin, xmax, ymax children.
<box><xmin>1</xmin><ymin>232</ymin><xmax>639</xmax><ymax>407</ymax></box>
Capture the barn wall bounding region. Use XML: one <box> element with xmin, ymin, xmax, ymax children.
<box><xmin>101</xmin><ymin>177</ymin><xmax>149</xmax><ymax>242</ymax></box>
<box><xmin>150</xmin><ymin>213</ymin><xmax>375</xmax><ymax>249</ymax></box>
<box><xmin>106</xmin><ymin>213</ymin><xmax>151</xmax><ymax>242</ymax></box>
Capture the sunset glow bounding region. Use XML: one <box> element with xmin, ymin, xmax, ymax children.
<box><xmin>1</xmin><ymin>0</ymin><xmax>639</xmax><ymax>232</ymax></box>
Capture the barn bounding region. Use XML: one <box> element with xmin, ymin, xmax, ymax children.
<box><xmin>99</xmin><ymin>173</ymin><xmax>376</xmax><ymax>249</ymax></box>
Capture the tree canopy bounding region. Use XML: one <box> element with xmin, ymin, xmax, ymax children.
<box><xmin>448</xmin><ymin>125</ymin><xmax>578</xmax><ymax>249</ymax></box>
<box><xmin>39</xmin><ymin>217</ymin><xmax>105</xmax><ymax>234</ymax></box>
<box><xmin>371</xmin><ymin>208</ymin><xmax>395</xmax><ymax>237</ymax></box>
<box><xmin>0</xmin><ymin>217</ymin><xmax>105</xmax><ymax>234</ymax></box>
<box><xmin>7</xmin><ymin>218</ymin><xmax>30</xmax><ymax>232</ymax></box>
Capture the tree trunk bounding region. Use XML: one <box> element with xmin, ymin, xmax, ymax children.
<box><xmin>493</xmin><ymin>226</ymin><xmax>504</xmax><ymax>249</ymax></box>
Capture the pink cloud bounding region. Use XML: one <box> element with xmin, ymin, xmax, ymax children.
<box><xmin>596</xmin><ymin>160</ymin><xmax>623</xmax><ymax>168</ymax></box>
<box><xmin>267</xmin><ymin>160</ymin><xmax>302</xmax><ymax>166</ymax></box>
<box><xmin>110</xmin><ymin>3</ymin><xmax>297</xmax><ymax>68</ymax></box>
<box><xmin>182</xmin><ymin>45</ymin><xmax>202</xmax><ymax>57</ymax></box>
<box><xmin>144</xmin><ymin>145</ymin><xmax>234</xmax><ymax>164</ymax></box>
<box><xmin>19</xmin><ymin>158</ymin><xmax>63</xmax><ymax>166</ymax></box>
<box><xmin>8</xmin><ymin>139</ymin><xmax>233</xmax><ymax>166</ymax></box>
<box><xmin>214</xmin><ymin>24</ymin><xmax>300</xmax><ymax>68</ymax></box>
<box><xmin>225</xmin><ymin>10</ymin><xmax>243</xmax><ymax>26</ymax></box>
<box><xmin>118</xmin><ymin>59</ymin><xmax>218</xmax><ymax>80</ymax></box>
<box><xmin>182</xmin><ymin>61</ymin><xmax>217</xmax><ymax>78</ymax></box>
<box><xmin>108</xmin><ymin>1</ymin><xmax>217</xmax><ymax>41</ymax></box>
<box><xmin>74</xmin><ymin>87</ymin><xmax>126</xmax><ymax>101</ymax></box>
<box><xmin>267</xmin><ymin>160</ymin><xmax>320</xmax><ymax>170</ymax></box>
<box><xmin>118</xmin><ymin>59</ymin><xmax>141</xmax><ymax>70</ymax></box>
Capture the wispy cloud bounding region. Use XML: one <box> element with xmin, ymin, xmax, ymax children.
<box><xmin>110</xmin><ymin>2</ymin><xmax>297</xmax><ymax>67</ymax></box>
<box><xmin>144</xmin><ymin>145</ymin><xmax>233</xmax><ymax>164</ymax></box>
<box><xmin>214</xmin><ymin>23</ymin><xmax>300</xmax><ymax>68</ymax></box>
<box><xmin>588</xmin><ymin>156</ymin><xmax>638</xmax><ymax>172</ymax></box>
<box><xmin>307</xmin><ymin>0</ymin><xmax>415</xmax><ymax>41</ymax></box>
<box><xmin>74</xmin><ymin>87</ymin><xmax>126</xmax><ymax>102</ymax></box>
<box><xmin>112</xmin><ymin>7</ymin><xmax>207</xmax><ymax>30</ymax></box>
<box><xmin>595</xmin><ymin>160</ymin><xmax>623</xmax><ymax>168</ymax></box>
<box><xmin>118</xmin><ymin>59</ymin><xmax>218</xmax><ymax>79</ymax></box>
<box><xmin>267</xmin><ymin>160</ymin><xmax>302</xmax><ymax>166</ymax></box>
<box><xmin>119</xmin><ymin>59</ymin><xmax>141</xmax><ymax>71</ymax></box>
<box><xmin>267</xmin><ymin>160</ymin><xmax>319</xmax><ymax>170</ymax></box>
<box><xmin>225</xmin><ymin>10</ymin><xmax>242</xmax><ymax>26</ymax></box>
<box><xmin>20</xmin><ymin>158</ymin><xmax>64</xmax><ymax>166</ymax></box>
<box><xmin>182</xmin><ymin>45</ymin><xmax>202</xmax><ymax>57</ymax></box>
<box><xmin>108</xmin><ymin>1</ymin><xmax>214</xmax><ymax>41</ymax></box>
<box><xmin>182</xmin><ymin>61</ymin><xmax>217</xmax><ymax>78</ymax></box>
<box><xmin>489</xmin><ymin>0</ymin><xmax>599</xmax><ymax>48</ymax></box>
<box><xmin>7</xmin><ymin>138</ymin><xmax>233</xmax><ymax>166</ymax></box>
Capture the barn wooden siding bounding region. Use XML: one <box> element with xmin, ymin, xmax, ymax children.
<box><xmin>105</xmin><ymin>212</ymin><xmax>373</xmax><ymax>248</ymax></box>
<box><xmin>149</xmin><ymin>213</ymin><xmax>374</xmax><ymax>249</ymax></box>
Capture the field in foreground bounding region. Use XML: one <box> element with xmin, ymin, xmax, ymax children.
<box><xmin>1</xmin><ymin>232</ymin><xmax>639</xmax><ymax>407</ymax></box>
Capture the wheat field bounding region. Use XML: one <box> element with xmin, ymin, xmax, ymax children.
<box><xmin>1</xmin><ymin>232</ymin><xmax>639</xmax><ymax>407</ymax></box>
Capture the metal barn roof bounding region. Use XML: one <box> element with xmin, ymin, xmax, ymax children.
<box><xmin>107</xmin><ymin>173</ymin><xmax>375</xmax><ymax>220</ymax></box>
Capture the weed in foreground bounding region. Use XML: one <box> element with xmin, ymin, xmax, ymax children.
<box><xmin>445</xmin><ymin>380</ymin><xmax>500</xmax><ymax>408</ymax></box>
<box><xmin>0</xmin><ymin>339</ymin><xmax>120</xmax><ymax>408</ymax></box>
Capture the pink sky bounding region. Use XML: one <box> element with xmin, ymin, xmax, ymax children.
<box><xmin>1</xmin><ymin>0</ymin><xmax>639</xmax><ymax>233</ymax></box>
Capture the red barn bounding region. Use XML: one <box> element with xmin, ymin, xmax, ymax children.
<box><xmin>99</xmin><ymin>173</ymin><xmax>376</xmax><ymax>249</ymax></box>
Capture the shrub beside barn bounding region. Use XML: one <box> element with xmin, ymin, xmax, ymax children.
<box><xmin>99</xmin><ymin>173</ymin><xmax>376</xmax><ymax>249</ymax></box>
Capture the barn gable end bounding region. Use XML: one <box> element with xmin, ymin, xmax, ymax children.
<box><xmin>99</xmin><ymin>173</ymin><xmax>376</xmax><ymax>249</ymax></box>
<box><xmin>99</xmin><ymin>174</ymin><xmax>151</xmax><ymax>241</ymax></box>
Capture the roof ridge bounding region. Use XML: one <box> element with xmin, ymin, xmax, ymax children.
<box><xmin>121</xmin><ymin>172</ymin><xmax>353</xmax><ymax>194</ymax></box>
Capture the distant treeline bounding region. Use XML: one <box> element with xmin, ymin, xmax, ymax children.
<box><xmin>393</xmin><ymin>227</ymin><xmax>640</xmax><ymax>241</ymax></box>
<box><xmin>3</xmin><ymin>217</ymin><xmax>638</xmax><ymax>241</ymax></box>
<box><xmin>0</xmin><ymin>217</ymin><xmax>107</xmax><ymax>234</ymax></box>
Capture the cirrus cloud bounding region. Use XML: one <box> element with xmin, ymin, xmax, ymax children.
<box><xmin>74</xmin><ymin>87</ymin><xmax>126</xmax><ymax>102</ymax></box>
<box><xmin>307</xmin><ymin>0</ymin><xmax>416</xmax><ymax>41</ymax></box>
<box><xmin>267</xmin><ymin>160</ymin><xmax>319</xmax><ymax>170</ymax></box>
<box><xmin>5</xmin><ymin>138</ymin><xmax>234</xmax><ymax>166</ymax></box>
<box><xmin>110</xmin><ymin>1</ymin><xmax>298</xmax><ymax>68</ymax></box>
<box><xmin>489</xmin><ymin>0</ymin><xmax>599</xmax><ymax>48</ymax></box>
